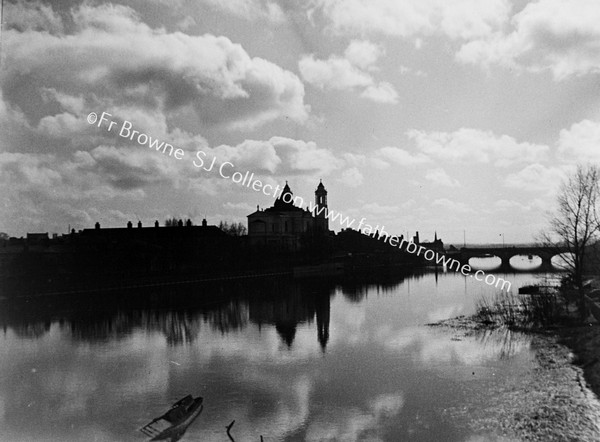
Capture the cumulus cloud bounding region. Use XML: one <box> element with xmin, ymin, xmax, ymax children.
<box><xmin>360</xmin><ymin>82</ymin><xmax>399</xmax><ymax>104</ymax></box>
<box><xmin>407</xmin><ymin>128</ymin><xmax>549</xmax><ymax>167</ymax></box>
<box><xmin>0</xmin><ymin>150</ymin><xmax>148</xmax><ymax>233</ymax></box>
<box><xmin>457</xmin><ymin>0</ymin><xmax>600</xmax><ymax>79</ymax></box>
<box><xmin>343</xmin><ymin>40</ymin><xmax>384</xmax><ymax>70</ymax></box>
<box><xmin>504</xmin><ymin>163</ymin><xmax>566</xmax><ymax>193</ymax></box>
<box><xmin>3</xmin><ymin>3</ymin><xmax>308</xmax><ymax>131</ymax></box>
<box><xmin>299</xmin><ymin>40</ymin><xmax>398</xmax><ymax>104</ymax></box>
<box><xmin>299</xmin><ymin>55</ymin><xmax>372</xmax><ymax>90</ymax></box>
<box><xmin>557</xmin><ymin>119</ymin><xmax>600</xmax><ymax>163</ymax></box>
<box><xmin>0</xmin><ymin>2</ymin><xmax>317</xmax><ymax>234</ymax></box>
<box><xmin>338</xmin><ymin>167</ymin><xmax>364</xmax><ymax>187</ymax></box>
<box><xmin>374</xmin><ymin>146</ymin><xmax>431</xmax><ymax>166</ymax></box>
<box><xmin>4</xmin><ymin>0</ymin><xmax>64</xmax><ymax>34</ymax></box>
<box><xmin>213</xmin><ymin>136</ymin><xmax>342</xmax><ymax>177</ymax></box>
<box><xmin>311</xmin><ymin>0</ymin><xmax>511</xmax><ymax>40</ymax></box>
<box><xmin>425</xmin><ymin>168</ymin><xmax>461</xmax><ymax>187</ymax></box>
<box><xmin>200</xmin><ymin>0</ymin><xmax>285</xmax><ymax>22</ymax></box>
<box><xmin>0</xmin><ymin>145</ymin><xmax>178</xmax><ymax>201</ymax></box>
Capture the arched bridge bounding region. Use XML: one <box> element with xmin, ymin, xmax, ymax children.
<box><xmin>456</xmin><ymin>246</ymin><xmax>570</xmax><ymax>271</ymax></box>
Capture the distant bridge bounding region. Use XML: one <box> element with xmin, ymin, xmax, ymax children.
<box><xmin>454</xmin><ymin>246</ymin><xmax>570</xmax><ymax>271</ymax></box>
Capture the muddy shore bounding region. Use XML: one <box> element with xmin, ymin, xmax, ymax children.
<box><xmin>431</xmin><ymin>316</ymin><xmax>600</xmax><ymax>441</ymax></box>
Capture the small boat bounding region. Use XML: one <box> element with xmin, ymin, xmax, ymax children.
<box><xmin>140</xmin><ymin>395</ymin><xmax>203</xmax><ymax>441</ymax></box>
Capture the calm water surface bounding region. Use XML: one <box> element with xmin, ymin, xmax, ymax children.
<box><xmin>0</xmin><ymin>270</ymin><xmax>558</xmax><ymax>441</ymax></box>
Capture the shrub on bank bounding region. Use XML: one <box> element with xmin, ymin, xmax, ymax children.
<box><xmin>475</xmin><ymin>289</ymin><xmax>565</xmax><ymax>329</ymax></box>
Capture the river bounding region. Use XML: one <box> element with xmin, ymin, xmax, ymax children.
<box><xmin>0</xmin><ymin>268</ymin><xmax>558</xmax><ymax>441</ymax></box>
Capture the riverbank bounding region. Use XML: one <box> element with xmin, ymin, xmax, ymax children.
<box><xmin>430</xmin><ymin>316</ymin><xmax>600</xmax><ymax>441</ymax></box>
<box><xmin>558</xmin><ymin>323</ymin><xmax>600</xmax><ymax>398</ymax></box>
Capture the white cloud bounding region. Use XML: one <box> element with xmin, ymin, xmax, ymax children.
<box><xmin>5</xmin><ymin>0</ymin><xmax>64</xmax><ymax>34</ymax></box>
<box><xmin>399</xmin><ymin>65</ymin><xmax>427</xmax><ymax>77</ymax></box>
<box><xmin>360</xmin><ymin>82</ymin><xmax>399</xmax><ymax>104</ymax></box>
<box><xmin>313</xmin><ymin>0</ymin><xmax>511</xmax><ymax>40</ymax></box>
<box><xmin>504</xmin><ymin>163</ymin><xmax>566</xmax><ymax>192</ymax></box>
<box><xmin>557</xmin><ymin>119</ymin><xmax>600</xmax><ymax>163</ymax></box>
<box><xmin>4</xmin><ymin>3</ymin><xmax>308</xmax><ymax>131</ymax></box>
<box><xmin>0</xmin><ymin>149</ymin><xmax>152</xmax><ymax>233</ymax></box>
<box><xmin>270</xmin><ymin>137</ymin><xmax>342</xmax><ymax>176</ymax></box>
<box><xmin>299</xmin><ymin>41</ymin><xmax>398</xmax><ymax>104</ymax></box>
<box><xmin>214</xmin><ymin>136</ymin><xmax>342</xmax><ymax>177</ymax></box>
<box><xmin>176</xmin><ymin>16</ymin><xmax>197</xmax><ymax>31</ymax></box>
<box><xmin>374</xmin><ymin>146</ymin><xmax>431</xmax><ymax>166</ymax></box>
<box><xmin>457</xmin><ymin>0</ymin><xmax>600</xmax><ymax>79</ymax></box>
<box><xmin>299</xmin><ymin>55</ymin><xmax>373</xmax><ymax>90</ymax></box>
<box><xmin>342</xmin><ymin>152</ymin><xmax>367</xmax><ymax>167</ymax></box>
<box><xmin>338</xmin><ymin>167</ymin><xmax>364</xmax><ymax>187</ymax></box>
<box><xmin>214</xmin><ymin>140</ymin><xmax>281</xmax><ymax>174</ymax></box>
<box><xmin>369</xmin><ymin>157</ymin><xmax>391</xmax><ymax>169</ymax></box>
<box><xmin>407</xmin><ymin>128</ymin><xmax>549</xmax><ymax>167</ymax></box>
<box><xmin>199</xmin><ymin>0</ymin><xmax>285</xmax><ymax>22</ymax></box>
<box><xmin>425</xmin><ymin>168</ymin><xmax>460</xmax><ymax>187</ymax></box>
<box><xmin>343</xmin><ymin>40</ymin><xmax>384</xmax><ymax>70</ymax></box>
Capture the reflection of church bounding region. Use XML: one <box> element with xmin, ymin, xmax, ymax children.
<box><xmin>247</xmin><ymin>181</ymin><xmax>329</xmax><ymax>249</ymax></box>
<box><xmin>249</xmin><ymin>285</ymin><xmax>331</xmax><ymax>351</ymax></box>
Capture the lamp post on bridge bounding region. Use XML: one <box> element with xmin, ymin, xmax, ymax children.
<box><xmin>500</xmin><ymin>233</ymin><xmax>505</xmax><ymax>248</ymax></box>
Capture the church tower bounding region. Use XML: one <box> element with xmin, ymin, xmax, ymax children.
<box><xmin>314</xmin><ymin>180</ymin><xmax>328</xmax><ymax>232</ymax></box>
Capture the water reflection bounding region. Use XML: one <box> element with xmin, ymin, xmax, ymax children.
<box><xmin>509</xmin><ymin>254</ymin><xmax>542</xmax><ymax>271</ymax></box>
<box><xmin>470</xmin><ymin>326</ymin><xmax>530</xmax><ymax>360</ymax></box>
<box><xmin>0</xmin><ymin>272</ymin><xmax>545</xmax><ymax>441</ymax></box>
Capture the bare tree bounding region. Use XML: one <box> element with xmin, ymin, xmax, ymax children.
<box><xmin>542</xmin><ymin>164</ymin><xmax>600</xmax><ymax>317</ymax></box>
<box><xmin>165</xmin><ymin>217</ymin><xmax>193</xmax><ymax>227</ymax></box>
<box><xmin>165</xmin><ymin>217</ymin><xmax>179</xmax><ymax>227</ymax></box>
<box><xmin>219</xmin><ymin>221</ymin><xmax>247</xmax><ymax>236</ymax></box>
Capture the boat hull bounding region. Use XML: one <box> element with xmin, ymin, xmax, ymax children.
<box><xmin>141</xmin><ymin>396</ymin><xmax>204</xmax><ymax>441</ymax></box>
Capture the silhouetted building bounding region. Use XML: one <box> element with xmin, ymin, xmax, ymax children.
<box><xmin>26</xmin><ymin>233</ymin><xmax>48</xmax><ymax>244</ymax></box>
<box><xmin>418</xmin><ymin>231</ymin><xmax>444</xmax><ymax>253</ymax></box>
<box><xmin>314</xmin><ymin>180</ymin><xmax>328</xmax><ymax>232</ymax></box>
<box><xmin>81</xmin><ymin>219</ymin><xmax>225</xmax><ymax>242</ymax></box>
<box><xmin>247</xmin><ymin>181</ymin><xmax>329</xmax><ymax>249</ymax></box>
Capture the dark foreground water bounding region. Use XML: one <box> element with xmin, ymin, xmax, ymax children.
<box><xmin>0</xmin><ymin>270</ymin><xmax>557</xmax><ymax>441</ymax></box>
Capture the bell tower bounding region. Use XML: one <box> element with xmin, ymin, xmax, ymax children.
<box><xmin>314</xmin><ymin>180</ymin><xmax>328</xmax><ymax>232</ymax></box>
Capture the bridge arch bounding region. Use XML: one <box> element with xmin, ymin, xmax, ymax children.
<box><xmin>509</xmin><ymin>254</ymin><xmax>543</xmax><ymax>271</ymax></box>
<box><xmin>458</xmin><ymin>246</ymin><xmax>569</xmax><ymax>272</ymax></box>
<box><xmin>467</xmin><ymin>255</ymin><xmax>502</xmax><ymax>270</ymax></box>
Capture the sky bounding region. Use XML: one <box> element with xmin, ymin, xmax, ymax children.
<box><xmin>1</xmin><ymin>0</ymin><xmax>600</xmax><ymax>244</ymax></box>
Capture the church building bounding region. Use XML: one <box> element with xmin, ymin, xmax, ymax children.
<box><xmin>247</xmin><ymin>181</ymin><xmax>329</xmax><ymax>248</ymax></box>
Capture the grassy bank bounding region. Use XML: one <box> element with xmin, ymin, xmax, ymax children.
<box><xmin>473</xmin><ymin>289</ymin><xmax>565</xmax><ymax>330</ymax></box>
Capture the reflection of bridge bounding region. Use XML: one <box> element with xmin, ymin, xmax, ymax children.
<box><xmin>455</xmin><ymin>246</ymin><xmax>570</xmax><ymax>271</ymax></box>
